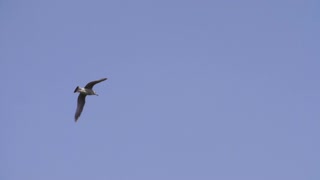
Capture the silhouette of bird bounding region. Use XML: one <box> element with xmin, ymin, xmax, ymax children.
<box><xmin>74</xmin><ymin>78</ymin><xmax>107</xmax><ymax>122</ymax></box>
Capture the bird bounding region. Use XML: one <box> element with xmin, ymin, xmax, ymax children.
<box><xmin>74</xmin><ymin>78</ymin><xmax>107</xmax><ymax>122</ymax></box>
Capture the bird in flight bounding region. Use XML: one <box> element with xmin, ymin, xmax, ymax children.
<box><xmin>74</xmin><ymin>78</ymin><xmax>107</xmax><ymax>122</ymax></box>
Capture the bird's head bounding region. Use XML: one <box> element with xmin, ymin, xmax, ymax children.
<box><xmin>94</xmin><ymin>91</ymin><xmax>99</xmax><ymax>96</ymax></box>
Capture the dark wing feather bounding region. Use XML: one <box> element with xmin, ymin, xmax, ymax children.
<box><xmin>84</xmin><ymin>78</ymin><xmax>107</xmax><ymax>89</ymax></box>
<box><xmin>75</xmin><ymin>94</ymin><xmax>86</xmax><ymax>122</ymax></box>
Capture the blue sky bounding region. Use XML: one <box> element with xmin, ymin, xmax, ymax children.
<box><xmin>1</xmin><ymin>0</ymin><xmax>319</xmax><ymax>179</ymax></box>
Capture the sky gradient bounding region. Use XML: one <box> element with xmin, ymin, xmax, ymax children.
<box><xmin>1</xmin><ymin>0</ymin><xmax>319</xmax><ymax>179</ymax></box>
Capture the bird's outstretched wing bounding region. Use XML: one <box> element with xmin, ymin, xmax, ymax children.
<box><xmin>75</xmin><ymin>94</ymin><xmax>86</xmax><ymax>122</ymax></box>
<box><xmin>84</xmin><ymin>78</ymin><xmax>107</xmax><ymax>89</ymax></box>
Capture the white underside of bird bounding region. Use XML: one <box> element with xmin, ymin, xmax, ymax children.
<box><xmin>75</xmin><ymin>87</ymin><xmax>97</xmax><ymax>95</ymax></box>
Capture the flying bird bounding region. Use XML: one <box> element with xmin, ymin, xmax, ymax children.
<box><xmin>74</xmin><ymin>78</ymin><xmax>107</xmax><ymax>122</ymax></box>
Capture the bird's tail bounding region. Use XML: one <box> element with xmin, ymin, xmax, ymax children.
<box><xmin>74</xmin><ymin>86</ymin><xmax>79</xmax><ymax>93</ymax></box>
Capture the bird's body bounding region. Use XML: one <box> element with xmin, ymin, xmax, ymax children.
<box><xmin>74</xmin><ymin>78</ymin><xmax>107</xmax><ymax>122</ymax></box>
<box><xmin>74</xmin><ymin>87</ymin><xmax>96</xmax><ymax>95</ymax></box>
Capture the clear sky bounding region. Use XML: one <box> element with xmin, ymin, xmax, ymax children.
<box><xmin>1</xmin><ymin>0</ymin><xmax>319</xmax><ymax>179</ymax></box>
